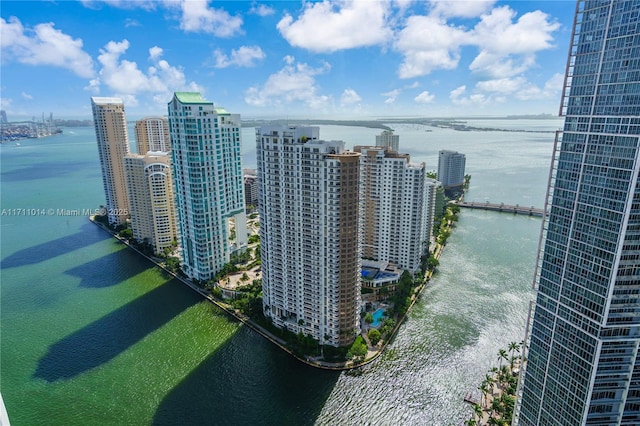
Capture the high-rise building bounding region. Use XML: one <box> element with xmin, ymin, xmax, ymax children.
<box><xmin>257</xmin><ymin>125</ymin><xmax>362</xmax><ymax>347</ymax></box>
<box><xmin>243</xmin><ymin>169</ymin><xmax>259</xmax><ymax>211</ymax></box>
<box><xmin>355</xmin><ymin>146</ymin><xmax>428</xmax><ymax>272</ymax></box>
<box><xmin>516</xmin><ymin>1</ymin><xmax>640</xmax><ymax>425</ymax></box>
<box><xmin>135</xmin><ymin>117</ymin><xmax>170</xmax><ymax>154</ymax></box>
<box><xmin>168</xmin><ymin>92</ymin><xmax>247</xmax><ymax>282</ymax></box>
<box><xmin>425</xmin><ymin>177</ymin><xmax>442</xmax><ymax>239</ymax></box>
<box><xmin>0</xmin><ymin>110</ymin><xmax>8</xmax><ymax>124</ymax></box>
<box><xmin>375</xmin><ymin>130</ymin><xmax>400</xmax><ymax>151</ymax></box>
<box><xmin>91</xmin><ymin>97</ymin><xmax>130</xmax><ymax>226</ymax></box>
<box><xmin>124</xmin><ymin>152</ymin><xmax>178</xmax><ymax>255</ymax></box>
<box><xmin>437</xmin><ymin>150</ymin><xmax>466</xmax><ymax>197</ymax></box>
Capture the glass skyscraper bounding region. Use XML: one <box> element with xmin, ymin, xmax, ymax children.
<box><xmin>516</xmin><ymin>1</ymin><xmax>640</xmax><ymax>425</ymax></box>
<box><xmin>168</xmin><ymin>92</ymin><xmax>247</xmax><ymax>282</ymax></box>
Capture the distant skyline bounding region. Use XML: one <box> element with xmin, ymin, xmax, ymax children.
<box><xmin>1</xmin><ymin>0</ymin><xmax>576</xmax><ymax>120</ymax></box>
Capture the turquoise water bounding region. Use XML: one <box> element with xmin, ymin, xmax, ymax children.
<box><xmin>1</xmin><ymin>119</ymin><xmax>560</xmax><ymax>424</ymax></box>
<box><xmin>0</xmin><ymin>128</ymin><xmax>339</xmax><ymax>425</ymax></box>
<box><xmin>370</xmin><ymin>309</ymin><xmax>386</xmax><ymax>328</ymax></box>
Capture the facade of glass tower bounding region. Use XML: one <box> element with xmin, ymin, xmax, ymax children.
<box><xmin>516</xmin><ymin>1</ymin><xmax>640</xmax><ymax>425</ymax></box>
<box><xmin>168</xmin><ymin>92</ymin><xmax>247</xmax><ymax>282</ymax></box>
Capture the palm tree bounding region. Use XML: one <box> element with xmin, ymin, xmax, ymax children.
<box><xmin>508</xmin><ymin>341</ymin><xmax>521</xmax><ymax>370</ymax></box>
<box><xmin>479</xmin><ymin>380</ymin><xmax>490</xmax><ymax>406</ymax></box>
<box><xmin>491</xmin><ymin>397</ymin><xmax>503</xmax><ymax>419</ymax></box>
<box><xmin>484</xmin><ymin>373</ymin><xmax>496</xmax><ymax>402</ymax></box>
<box><xmin>473</xmin><ymin>403</ymin><xmax>483</xmax><ymax>421</ymax></box>
<box><xmin>497</xmin><ymin>348</ymin><xmax>509</xmax><ymax>369</ymax></box>
<box><xmin>508</xmin><ymin>341</ymin><xmax>520</xmax><ymax>357</ymax></box>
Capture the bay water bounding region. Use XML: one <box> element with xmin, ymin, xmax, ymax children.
<box><xmin>0</xmin><ymin>118</ymin><xmax>562</xmax><ymax>425</ymax></box>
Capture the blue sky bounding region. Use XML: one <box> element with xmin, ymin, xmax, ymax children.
<box><xmin>1</xmin><ymin>0</ymin><xmax>576</xmax><ymax>120</ymax></box>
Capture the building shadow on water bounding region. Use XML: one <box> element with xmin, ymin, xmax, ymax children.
<box><xmin>1</xmin><ymin>222</ymin><xmax>106</xmax><ymax>269</ymax></box>
<box><xmin>65</xmin><ymin>248</ymin><xmax>153</xmax><ymax>288</ymax></box>
<box><xmin>33</xmin><ymin>280</ymin><xmax>200</xmax><ymax>382</ymax></box>
<box><xmin>153</xmin><ymin>327</ymin><xmax>340</xmax><ymax>426</ymax></box>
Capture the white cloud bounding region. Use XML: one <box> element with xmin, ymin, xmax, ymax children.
<box><xmin>544</xmin><ymin>72</ymin><xmax>565</xmax><ymax>93</ymax></box>
<box><xmin>213</xmin><ymin>46</ymin><xmax>265</xmax><ymax>68</ymax></box>
<box><xmin>340</xmin><ymin>89</ymin><xmax>361</xmax><ymax>105</ymax></box>
<box><xmin>475</xmin><ymin>73</ymin><xmax>564</xmax><ymax>101</ymax></box>
<box><xmin>382</xmin><ymin>89</ymin><xmax>401</xmax><ymax>104</ymax></box>
<box><xmin>469</xmin><ymin>6</ymin><xmax>560</xmax><ymax>78</ymax></box>
<box><xmin>80</xmin><ymin>0</ymin><xmax>158</xmax><ymax>11</ymax></box>
<box><xmin>394</xmin><ymin>15</ymin><xmax>469</xmax><ymax>79</ymax></box>
<box><xmin>429</xmin><ymin>0</ymin><xmax>496</xmax><ymax>18</ymax></box>
<box><xmin>179</xmin><ymin>0</ymin><xmax>243</xmax><ymax>37</ymax></box>
<box><xmin>95</xmin><ymin>40</ymin><xmax>151</xmax><ymax>93</ymax></box>
<box><xmin>21</xmin><ymin>91</ymin><xmax>33</xmax><ymax>100</ymax></box>
<box><xmin>249</xmin><ymin>2</ymin><xmax>275</xmax><ymax>16</ymax></box>
<box><xmin>277</xmin><ymin>0</ymin><xmax>393</xmax><ymax>53</ymax></box>
<box><xmin>450</xmin><ymin>72</ymin><xmax>562</xmax><ymax>108</ymax></box>
<box><xmin>89</xmin><ymin>39</ymin><xmax>203</xmax><ymax>106</ymax></box>
<box><xmin>149</xmin><ymin>46</ymin><xmax>163</xmax><ymax>60</ymax></box>
<box><xmin>124</xmin><ymin>18</ymin><xmax>141</xmax><ymax>27</ymax></box>
<box><xmin>0</xmin><ymin>97</ymin><xmax>12</xmax><ymax>110</ymax></box>
<box><xmin>245</xmin><ymin>56</ymin><xmax>331</xmax><ymax>109</ymax></box>
<box><xmin>450</xmin><ymin>85</ymin><xmax>466</xmax><ymax>99</ymax></box>
<box><xmin>450</xmin><ymin>85</ymin><xmax>488</xmax><ymax>106</ymax></box>
<box><xmin>394</xmin><ymin>4</ymin><xmax>559</xmax><ymax>83</ymax></box>
<box><xmin>414</xmin><ymin>90</ymin><xmax>435</xmax><ymax>103</ymax></box>
<box><xmin>393</xmin><ymin>0</ymin><xmax>416</xmax><ymax>14</ymax></box>
<box><xmin>0</xmin><ymin>17</ymin><xmax>95</xmax><ymax>78</ymax></box>
<box><xmin>476</xmin><ymin>76</ymin><xmax>528</xmax><ymax>94</ymax></box>
<box><xmin>81</xmin><ymin>0</ymin><xmax>243</xmax><ymax>36</ymax></box>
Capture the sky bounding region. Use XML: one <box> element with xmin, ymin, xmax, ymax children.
<box><xmin>0</xmin><ymin>0</ymin><xmax>577</xmax><ymax>120</ymax></box>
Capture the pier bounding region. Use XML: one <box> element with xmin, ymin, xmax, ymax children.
<box><xmin>458</xmin><ymin>201</ymin><xmax>545</xmax><ymax>217</ymax></box>
<box><xmin>463</xmin><ymin>391</ymin><xmax>480</xmax><ymax>405</ymax></box>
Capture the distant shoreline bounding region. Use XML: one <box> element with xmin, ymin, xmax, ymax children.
<box><xmin>3</xmin><ymin>116</ymin><xmax>560</xmax><ymax>136</ymax></box>
<box><xmin>241</xmin><ymin>118</ymin><xmax>393</xmax><ymax>131</ymax></box>
<box><xmin>242</xmin><ymin>117</ymin><xmax>560</xmax><ymax>133</ymax></box>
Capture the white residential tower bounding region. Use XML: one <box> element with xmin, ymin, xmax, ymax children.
<box><xmin>257</xmin><ymin>125</ymin><xmax>362</xmax><ymax>347</ymax></box>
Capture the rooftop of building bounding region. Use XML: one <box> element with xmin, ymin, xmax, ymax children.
<box><xmin>91</xmin><ymin>96</ymin><xmax>124</xmax><ymax>105</ymax></box>
<box><xmin>214</xmin><ymin>107</ymin><xmax>230</xmax><ymax>115</ymax></box>
<box><xmin>173</xmin><ymin>92</ymin><xmax>213</xmax><ymax>105</ymax></box>
<box><xmin>354</xmin><ymin>145</ymin><xmax>410</xmax><ymax>160</ymax></box>
<box><xmin>136</xmin><ymin>116</ymin><xmax>168</xmax><ymax>122</ymax></box>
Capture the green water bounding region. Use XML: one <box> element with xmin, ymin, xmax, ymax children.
<box><xmin>1</xmin><ymin>121</ymin><xmax>558</xmax><ymax>424</ymax></box>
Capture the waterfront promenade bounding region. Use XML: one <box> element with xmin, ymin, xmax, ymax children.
<box><xmin>89</xmin><ymin>213</ymin><xmax>449</xmax><ymax>371</ymax></box>
<box><xmin>89</xmin><ymin>216</ymin><xmax>368</xmax><ymax>370</ymax></box>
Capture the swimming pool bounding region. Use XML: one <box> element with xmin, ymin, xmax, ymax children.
<box><xmin>361</xmin><ymin>268</ymin><xmax>378</xmax><ymax>279</ymax></box>
<box><xmin>370</xmin><ymin>308</ymin><xmax>385</xmax><ymax>328</ymax></box>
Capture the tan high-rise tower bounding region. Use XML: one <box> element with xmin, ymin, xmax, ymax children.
<box><xmin>124</xmin><ymin>153</ymin><xmax>178</xmax><ymax>255</ymax></box>
<box><xmin>91</xmin><ymin>97</ymin><xmax>130</xmax><ymax>226</ymax></box>
<box><xmin>135</xmin><ymin>117</ymin><xmax>170</xmax><ymax>154</ymax></box>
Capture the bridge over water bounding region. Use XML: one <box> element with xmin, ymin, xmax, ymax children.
<box><xmin>458</xmin><ymin>201</ymin><xmax>545</xmax><ymax>217</ymax></box>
